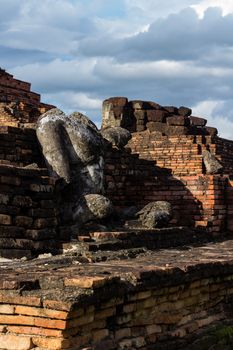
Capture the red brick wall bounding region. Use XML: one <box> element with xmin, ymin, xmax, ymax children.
<box><xmin>128</xmin><ymin>132</ymin><xmax>206</xmax><ymax>176</ymax></box>
<box><xmin>227</xmin><ymin>179</ymin><xmax>233</xmax><ymax>232</ymax></box>
<box><xmin>0</xmin><ymin>165</ymin><xmax>59</xmax><ymax>259</ymax></box>
<box><xmin>214</xmin><ymin>138</ymin><xmax>233</xmax><ymax>177</ymax></box>
<box><xmin>0</xmin><ymin>71</ymin><xmax>31</xmax><ymax>91</ymax></box>
<box><xmin>0</xmin><ymin>126</ymin><xmax>44</xmax><ymax>167</ymax></box>
<box><xmin>0</xmin><ymin>71</ymin><xmax>54</xmax><ymax>125</ymax></box>
<box><xmin>105</xmin><ymin>147</ymin><xmax>228</xmax><ymax>234</ymax></box>
<box><xmin>128</xmin><ymin>131</ymin><xmax>233</xmax><ymax>179</ymax></box>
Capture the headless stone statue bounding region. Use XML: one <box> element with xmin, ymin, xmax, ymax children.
<box><xmin>36</xmin><ymin>108</ymin><xmax>113</xmax><ymax>227</ymax></box>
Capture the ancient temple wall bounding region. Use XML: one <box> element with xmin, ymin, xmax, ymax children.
<box><xmin>0</xmin><ymin>126</ymin><xmax>44</xmax><ymax>167</ymax></box>
<box><xmin>214</xmin><ymin>137</ymin><xmax>233</xmax><ymax>177</ymax></box>
<box><xmin>128</xmin><ymin>132</ymin><xmax>233</xmax><ymax>179</ymax></box>
<box><xmin>0</xmin><ymin>86</ymin><xmax>41</xmax><ymax>104</ymax></box>
<box><xmin>227</xmin><ymin>179</ymin><xmax>233</xmax><ymax>232</ymax></box>
<box><xmin>0</xmin><ymin>71</ymin><xmax>31</xmax><ymax>92</ymax></box>
<box><xmin>128</xmin><ymin>133</ymin><xmax>203</xmax><ymax>176</ymax></box>
<box><xmin>0</xmin><ymin>125</ymin><xmax>229</xmax><ymax>237</ymax></box>
<box><xmin>0</xmin><ymin>165</ymin><xmax>58</xmax><ymax>259</ymax></box>
<box><xmin>105</xmin><ymin>147</ymin><xmax>228</xmax><ymax>233</ymax></box>
<box><xmin>0</xmin><ymin>70</ymin><xmax>54</xmax><ymax>126</ymax></box>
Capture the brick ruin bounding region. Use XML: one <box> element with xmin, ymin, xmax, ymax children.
<box><xmin>0</xmin><ymin>68</ymin><xmax>54</xmax><ymax>127</ymax></box>
<box><xmin>1</xmin><ymin>72</ymin><xmax>233</xmax><ymax>349</ymax></box>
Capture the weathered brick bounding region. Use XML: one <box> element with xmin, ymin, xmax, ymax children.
<box><xmin>115</xmin><ymin>328</ymin><xmax>131</xmax><ymax>340</ymax></box>
<box><xmin>15</xmin><ymin>216</ymin><xmax>33</xmax><ymax>228</ymax></box>
<box><xmin>67</xmin><ymin>313</ymin><xmax>94</xmax><ymax>328</ymax></box>
<box><xmin>0</xmin><ymin>334</ymin><xmax>33</xmax><ymax>350</ymax></box>
<box><xmin>8</xmin><ymin>325</ymin><xmax>63</xmax><ymax>337</ymax></box>
<box><xmin>0</xmin><ymin>294</ymin><xmax>41</xmax><ymax>307</ymax></box>
<box><xmin>32</xmin><ymin>337</ymin><xmax>70</xmax><ymax>350</ymax></box>
<box><xmin>95</xmin><ymin>307</ymin><xmax>116</xmax><ymax>320</ymax></box>
<box><xmin>64</xmin><ymin>276</ymin><xmax>112</xmax><ymax>289</ymax></box>
<box><xmin>34</xmin><ymin>317</ymin><xmax>67</xmax><ymax>330</ymax></box>
<box><xmin>1</xmin><ymin>176</ymin><xmax>21</xmax><ymax>186</ymax></box>
<box><xmin>146</xmin><ymin>324</ymin><xmax>162</xmax><ymax>335</ymax></box>
<box><xmin>0</xmin><ymin>214</ymin><xmax>12</xmax><ymax>225</ymax></box>
<box><xmin>0</xmin><ymin>304</ymin><xmax>15</xmax><ymax>314</ymax></box>
<box><xmin>15</xmin><ymin>305</ymin><xmax>68</xmax><ymax>320</ymax></box>
<box><xmin>0</xmin><ymin>315</ymin><xmax>35</xmax><ymax>326</ymax></box>
<box><xmin>93</xmin><ymin>329</ymin><xmax>109</xmax><ymax>342</ymax></box>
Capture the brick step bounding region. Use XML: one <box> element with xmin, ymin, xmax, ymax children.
<box><xmin>67</xmin><ymin>227</ymin><xmax>215</xmax><ymax>253</ymax></box>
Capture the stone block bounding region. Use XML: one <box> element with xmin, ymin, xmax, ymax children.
<box><xmin>166</xmin><ymin>125</ymin><xmax>189</xmax><ymax>135</ymax></box>
<box><xmin>115</xmin><ymin>328</ymin><xmax>131</xmax><ymax>340</ymax></box>
<box><xmin>93</xmin><ymin>329</ymin><xmax>109</xmax><ymax>342</ymax></box>
<box><xmin>118</xmin><ymin>339</ymin><xmax>133</xmax><ymax>349</ymax></box>
<box><xmin>95</xmin><ymin>307</ymin><xmax>116</xmax><ymax>320</ymax></box>
<box><xmin>33</xmin><ymin>218</ymin><xmax>57</xmax><ymax>229</ymax></box>
<box><xmin>32</xmin><ymin>337</ymin><xmax>69</xmax><ymax>350</ymax></box>
<box><xmin>64</xmin><ymin>276</ymin><xmax>111</xmax><ymax>289</ymax></box>
<box><xmin>190</xmin><ymin>116</ymin><xmax>207</xmax><ymax>126</ymax></box>
<box><xmin>178</xmin><ymin>106</ymin><xmax>192</xmax><ymax>117</ymax></box>
<box><xmin>116</xmin><ymin>313</ymin><xmax>132</xmax><ymax>325</ymax></box>
<box><xmin>146</xmin><ymin>110</ymin><xmax>166</xmax><ymax>122</ymax></box>
<box><xmin>146</xmin><ymin>121</ymin><xmax>165</xmax><ymax>133</ymax></box>
<box><xmin>15</xmin><ymin>216</ymin><xmax>33</xmax><ymax>228</ymax></box>
<box><xmin>134</xmin><ymin>110</ymin><xmax>146</xmax><ymax>121</ymax></box>
<box><xmin>103</xmin><ymin>97</ymin><xmax>128</xmax><ymax>108</ymax></box>
<box><xmin>166</xmin><ymin>115</ymin><xmax>190</xmax><ymax>126</ymax></box>
<box><xmin>164</xmin><ymin>106</ymin><xmax>178</xmax><ymax>114</ymax></box>
<box><xmin>205</xmin><ymin>126</ymin><xmax>218</xmax><ymax>136</ymax></box>
<box><xmin>129</xmin><ymin>100</ymin><xmax>145</xmax><ymax>110</ymax></box>
<box><xmin>0</xmin><ymin>294</ymin><xmax>41</xmax><ymax>307</ymax></box>
<box><xmin>0</xmin><ymin>304</ymin><xmax>15</xmax><ymax>314</ymax></box>
<box><xmin>28</xmin><ymin>208</ymin><xmax>55</xmax><ymax>218</ymax></box>
<box><xmin>0</xmin><ymin>314</ymin><xmax>35</xmax><ymax>326</ymax></box>
<box><xmin>12</xmin><ymin>196</ymin><xmax>33</xmax><ymax>207</ymax></box>
<box><xmin>67</xmin><ymin>314</ymin><xmax>94</xmax><ymax>328</ymax></box>
<box><xmin>146</xmin><ymin>324</ymin><xmax>162</xmax><ymax>335</ymax></box>
<box><xmin>8</xmin><ymin>325</ymin><xmax>63</xmax><ymax>337</ymax></box>
<box><xmin>14</xmin><ymin>305</ymin><xmax>68</xmax><ymax>320</ymax></box>
<box><xmin>129</xmin><ymin>100</ymin><xmax>161</xmax><ymax>110</ymax></box>
<box><xmin>131</xmin><ymin>326</ymin><xmax>145</xmax><ymax>337</ymax></box>
<box><xmin>102</xmin><ymin>97</ymin><xmax>129</xmax><ymax>129</ymax></box>
<box><xmin>34</xmin><ymin>317</ymin><xmax>67</xmax><ymax>330</ymax></box>
<box><xmin>0</xmin><ymin>214</ymin><xmax>12</xmax><ymax>225</ymax></box>
<box><xmin>25</xmin><ymin>228</ymin><xmax>56</xmax><ymax>240</ymax></box>
<box><xmin>0</xmin><ymin>334</ymin><xmax>33</xmax><ymax>350</ymax></box>
<box><xmin>1</xmin><ymin>176</ymin><xmax>21</xmax><ymax>186</ymax></box>
<box><xmin>0</xmin><ymin>194</ymin><xmax>10</xmax><ymax>205</ymax></box>
<box><xmin>146</xmin><ymin>121</ymin><xmax>189</xmax><ymax>135</ymax></box>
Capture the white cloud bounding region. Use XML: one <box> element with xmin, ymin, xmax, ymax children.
<box><xmin>192</xmin><ymin>100</ymin><xmax>233</xmax><ymax>138</ymax></box>
<box><xmin>125</xmin><ymin>0</ymin><xmax>202</xmax><ymax>20</ymax></box>
<box><xmin>11</xmin><ymin>58</ymin><xmax>100</xmax><ymax>92</ymax></box>
<box><xmin>46</xmin><ymin>91</ymin><xmax>102</xmax><ymax>112</ymax></box>
<box><xmin>192</xmin><ymin>0</ymin><xmax>233</xmax><ymax>17</ymax></box>
<box><xmin>1</xmin><ymin>0</ymin><xmax>233</xmax><ymax>140</ymax></box>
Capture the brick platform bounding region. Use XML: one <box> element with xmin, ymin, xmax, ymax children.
<box><xmin>1</xmin><ymin>240</ymin><xmax>233</xmax><ymax>349</ymax></box>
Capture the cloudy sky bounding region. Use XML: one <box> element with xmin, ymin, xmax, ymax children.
<box><xmin>1</xmin><ymin>0</ymin><xmax>233</xmax><ymax>137</ymax></box>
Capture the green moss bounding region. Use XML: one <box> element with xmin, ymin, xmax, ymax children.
<box><xmin>211</xmin><ymin>325</ymin><xmax>233</xmax><ymax>345</ymax></box>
